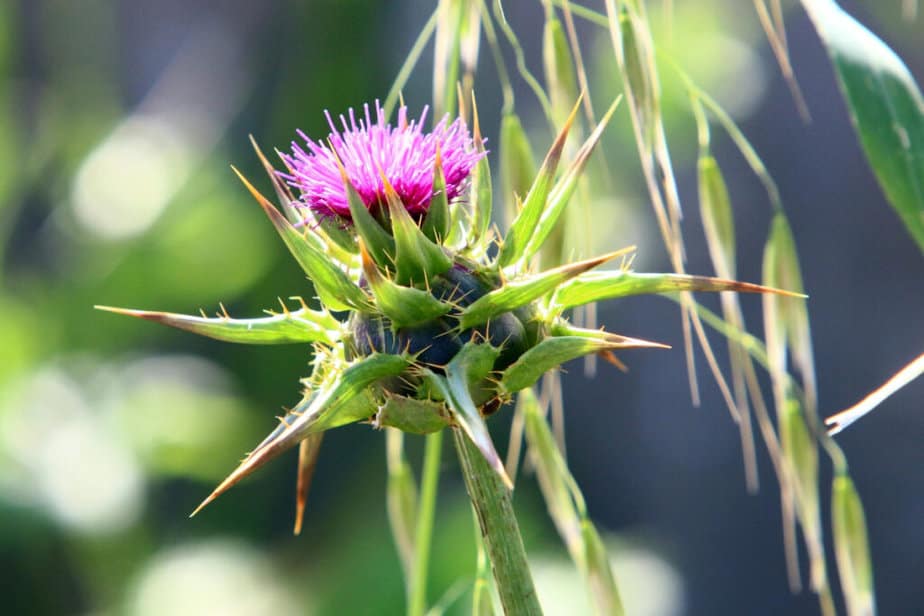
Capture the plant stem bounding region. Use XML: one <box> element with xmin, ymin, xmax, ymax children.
<box><xmin>408</xmin><ymin>430</ymin><xmax>443</xmax><ymax>616</ymax></box>
<box><xmin>453</xmin><ymin>428</ymin><xmax>543</xmax><ymax>615</ymax></box>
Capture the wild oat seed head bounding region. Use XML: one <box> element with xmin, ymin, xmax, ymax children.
<box><xmin>282</xmin><ymin>101</ymin><xmax>483</xmax><ymax>221</ymax></box>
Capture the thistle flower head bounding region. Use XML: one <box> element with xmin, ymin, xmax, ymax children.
<box><xmin>281</xmin><ymin>101</ymin><xmax>483</xmax><ymax>221</ymax></box>
<box><xmin>98</xmin><ymin>96</ymin><xmax>797</xmax><ymax>529</ymax></box>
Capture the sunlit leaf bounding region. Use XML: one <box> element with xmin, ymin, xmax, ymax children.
<box><xmin>94</xmin><ymin>304</ymin><xmax>341</xmax><ymax>346</ymax></box>
<box><xmin>191</xmin><ymin>352</ymin><xmax>408</xmax><ymax>515</ymax></box>
<box><xmin>383</xmin><ymin>177</ymin><xmax>452</xmax><ymax>285</ymax></box>
<box><xmin>421</xmin><ymin>150</ymin><xmax>450</xmax><ymax>243</ymax></box>
<box><xmin>233</xmin><ymin>167</ymin><xmax>370</xmax><ymax>312</ymax></box>
<box><xmin>498</xmin><ymin>97</ymin><xmax>580</xmax><ymax>268</ymax></box>
<box><xmin>500</xmin><ymin>334</ymin><xmax>666</xmax><ymax>394</ymax></box>
<box><xmin>425</xmin><ymin>343</ymin><xmax>510</xmax><ymax>488</ymax></box>
<box><xmin>343</xmin><ymin>170</ymin><xmax>394</xmax><ymax>269</ymax></box>
<box><xmin>376</xmin><ymin>394</ymin><xmax>450</xmax><ymax>435</ymax></box>
<box><xmin>523</xmin><ymin>97</ymin><xmax>620</xmax><ymax>263</ymax></box>
<box><xmin>359</xmin><ymin>241</ymin><xmax>451</xmax><ymax>328</ymax></box>
<box><xmin>802</xmin><ymin>0</ymin><xmax>924</xmax><ymax>251</ymax></box>
<box><xmin>468</xmin><ymin>97</ymin><xmax>493</xmax><ymax>251</ymax></box>
<box><xmin>555</xmin><ymin>269</ymin><xmax>801</xmax><ymax>311</ymax></box>
<box><xmin>459</xmin><ymin>249</ymin><xmax>628</xmax><ymax>330</ymax></box>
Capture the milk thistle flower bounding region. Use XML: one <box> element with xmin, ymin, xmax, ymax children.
<box><xmin>281</xmin><ymin>102</ymin><xmax>484</xmax><ymax>221</ymax></box>
<box><xmin>98</xmin><ymin>97</ymin><xmax>794</xmax><ymax>614</ymax></box>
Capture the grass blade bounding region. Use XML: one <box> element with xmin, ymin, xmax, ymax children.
<box><xmin>826</xmin><ymin>352</ymin><xmax>924</xmax><ymax>435</ymax></box>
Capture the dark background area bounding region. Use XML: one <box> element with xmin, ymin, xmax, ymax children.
<box><xmin>0</xmin><ymin>1</ymin><xmax>921</xmax><ymax>614</ymax></box>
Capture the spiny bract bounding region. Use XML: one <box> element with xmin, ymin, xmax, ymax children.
<box><xmin>97</xmin><ymin>98</ymin><xmax>792</xmax><ymax>529</ymax></box>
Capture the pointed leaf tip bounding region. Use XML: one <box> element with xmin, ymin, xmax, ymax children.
<box><xmin>426</xmin><ymin>345</ymin><xmax>512</xmax><ymax>490</ymax></box>
<box><xmin>193</xmin><ymin>353</ymin><xmax>405</xmax><ymax>514</ymax></box>
<box><xmin>498</xmin><ymin>95</ymin><xmax>584</xmax><ymax>267</ymax></box>
<box><xmin>385</xmin><ymin>181</ymin><xmax>452</xmax><ymax>284</ymax></box>
<box><xmin>522</xmin><ymin>96</ymin><xmax>622</xmax><ymax>262</ymax></box>
<box><xmin>343</xmin><ymin>173</ymin><xmax>394</xmax><ymax>269</ymax></box>
<box><xmin>460</xmin><ymin>248</ymin><xmax>632</xmax><ymax>330</ymax></box>
<box><xmin>359</xmin><ymin>239</ymin><xmax>451</xmax><ymax>327</ymax></box>
<box><xmin>555</xmin><ymin>270</ymin><xmax>803</xmax><ymax>311</ymax></box>
<box><xmin>422</xmin><ymin>144</ymin><xmax>451</xmax><ymax>242</ymax></box>
<box><xmin>501</xmin><ymin>331</ymin><xmax>667</xmax><ymax>393</ymax></box>
<box><xmin>96</xmin><ymin>304</ymin><xmax>341</xmax><ymax>345</ymax></box>
<box><xmin>294</xmin><ymin>433</ymin><xmax>324</xmax><ymax>535</ymax></box>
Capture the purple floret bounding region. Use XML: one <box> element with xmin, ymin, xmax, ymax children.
<box><xmin>281</xmin><ymin>101</ymin><xmax>483</xmax><ymax>222</ymax></box>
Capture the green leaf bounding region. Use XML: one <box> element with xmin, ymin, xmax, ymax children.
<box><xmin>94</xmin><ymin>303</ymin><xmax>341</xmax><ymax>346</ymax></box>
<box><xmin>383</xmin><ymin>177</ymin><xmax>452</xmax><ymax>285</ymax></box>
<box><xmin>801</xmin><ymin>0</ymin><xmax>924</xmax><ymax>251</ymax></box>
<box><xmin>459</xmin><ymin>250</ymin><xmax>624</xmax><ymax>330</ymax></box>
<box><xmin>376</xmin><ymin>394</ymin><xmax>450</xmax><ymax>434</ymax></box>
<box><xmin>191</xmin><ymin>352</ymin><xmax>409</xmax><ymax>515</ymax></box>
<box><xmin>359</xmin><ymin>242</ymin><xmax>452</xmax><ymax>328</ymax></box>
<box><xmin>425</xmin><ymin>343</ymin><xmax>510</xmax><ymax>488</ymax></box>
<box><xmin>343</xmin><ymin>172</ymin><xmax>395</xmax><ymax>269</ymax></box>
<box><xmin>248</xmin><ymin>135</ymin><xmax>301</xmax><ymax>224</ymax></box>
<box><xmin>554</xmin><ymin>268</ymin><xmax>801</xmax><ymax>311</ymax></box>
<box><xmin>421</xmin><ymin>149</ymin><xmax>450</xmax><ymax>243</ymax></box>
<box><xmin>498</xmin><ymin>97</ymin><xmax>581</xmax><ymax>267</ymax></box>
<box><xmin>468</xmin><ymin>100</ymin><xmax>494</xmax><ymax>250</ymax></box>
<box><xmin>233</xmin><ymin>167</ymin><xmax>370</xmax><ymax>312</ymax></box>
<box><xmin>523</xmin><ymin>97</ymin><xmax>621</xmax><ymax>262</ymax></box>
<box><xmin>500</xmin><ymin>333</ymin><xmax>666</xmax><ymax>394</ymax></box>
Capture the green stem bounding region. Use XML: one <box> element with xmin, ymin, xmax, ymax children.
<box><xmin>408</xmin><ymin>430</ymin><xmax>443</xmax><ymax>616</ymax></box>
<box><xmin>453</xmin><ymin>428</ymin><xmax>543</xmax><ymax>616</ymax></box>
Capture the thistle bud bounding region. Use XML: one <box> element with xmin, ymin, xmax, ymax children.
<box><xmin>101</xmin><ymin>98</ymin><xmax>794</xmax><ymax>522</ymax></box>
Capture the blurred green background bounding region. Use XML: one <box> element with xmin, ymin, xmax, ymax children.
<box><xmin>1</xmin><ymin>1</ymin><xmax>921</xmax><ymax>615</ymax></box>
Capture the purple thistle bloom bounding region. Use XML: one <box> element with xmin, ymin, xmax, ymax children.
<box><xmin>281</xmin><ymin>101</ymin><xmax>483</xmax><ymax>221</ymax></box>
